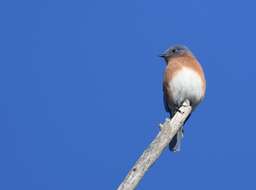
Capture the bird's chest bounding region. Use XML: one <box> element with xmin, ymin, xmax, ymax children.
<box><xmin>168</xmin><ymin>67</ymin><xmax>204</xmax><ymax>106</ymax></box>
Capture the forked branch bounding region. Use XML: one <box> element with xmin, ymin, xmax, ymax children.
<box><xmin>117</xmin><ymin>100</ymin><xmax>192</xmax><ymax>190</ymax></box>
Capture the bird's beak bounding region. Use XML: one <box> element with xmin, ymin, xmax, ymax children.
<box><xmin>159</xmin><ymin>53</ymin><xmax>166</xmax><ymax>58</ymax></box>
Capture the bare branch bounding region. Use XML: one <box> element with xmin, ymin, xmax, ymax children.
<box><xmin>117</xmin><ymin>100</ymin><xmax>192</xmax><ymax>190</ymax></box>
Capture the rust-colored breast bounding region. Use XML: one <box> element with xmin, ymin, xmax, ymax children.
<box><xmin>163</xmin><ymin>53</ymin><xmax>206</xmax><ymax>111</ymax></box>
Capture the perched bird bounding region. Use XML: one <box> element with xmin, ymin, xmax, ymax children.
<box><xmin>160</xmin><ymin>45</ymin><xmax>206</xmax><ymax>152</ymax></box>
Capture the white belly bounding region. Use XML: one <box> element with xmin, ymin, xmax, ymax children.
<box><xmin>169</xmin><ymin>67</ymin><xmax>204</xmax><ymax>106</ymax></box>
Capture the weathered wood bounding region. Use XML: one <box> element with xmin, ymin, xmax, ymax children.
<box><xmin>117</xmin><ymin>100</ymin><xmax>192</xmax><ymax>190</ymax></box>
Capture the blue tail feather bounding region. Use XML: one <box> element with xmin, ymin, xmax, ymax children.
<box><xmin>169</xmin><ymin>113</ymin><xmax>191</xmax><ymax>152</ymax></box>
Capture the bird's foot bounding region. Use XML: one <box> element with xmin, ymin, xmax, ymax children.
<box><xmin>175</xmin><ymin>107</ymin><xmax>184</xmax><ymax>114</ymax></box>
<box><xmin>182</xmin><ymin>99</ymin><xmax>190</xmax><ymax>107</ymax></box>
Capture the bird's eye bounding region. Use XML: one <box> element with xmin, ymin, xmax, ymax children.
<box><xmin>172</xmin><ymin>49</ymin><xmax>177</xmax><ymax>53</ymax></box>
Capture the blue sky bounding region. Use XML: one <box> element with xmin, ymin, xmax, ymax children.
<box><xmin>1</xmin><ymin>0</ymin><xmax>256</xmax><ymax>189</ymax></box>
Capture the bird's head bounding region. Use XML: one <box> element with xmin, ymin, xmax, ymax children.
<box><xmin>160</xmin><ymin>45</ymin><xmax>192</xmax><ymax>63</ymax></box>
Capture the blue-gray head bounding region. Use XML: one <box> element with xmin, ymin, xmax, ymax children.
<box><xmin>160</xmin><ymin>45</ymin><xmax>193</xmax><ymax>62</ymax></box>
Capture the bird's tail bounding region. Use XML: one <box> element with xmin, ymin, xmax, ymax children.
<box><xmin>169</xmin><ymin>127</ymin><xmax>184</xmax><ymax>152</ymax></box>
<box><xmin>169</xmin><ymin>113</ymin><xmax>191</xmax><ymax>152</ymax></box>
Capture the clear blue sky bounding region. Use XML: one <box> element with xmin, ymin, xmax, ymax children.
<box><xmin>1</xmin><ymin>0</ymin><xmax>256</xmax><ymax>189</ymax></box>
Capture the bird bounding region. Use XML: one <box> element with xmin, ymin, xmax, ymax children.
<box><xmin>160</xmin><ymin>45</ymin><xmax>206</xmax><ymax>152</ymax></box>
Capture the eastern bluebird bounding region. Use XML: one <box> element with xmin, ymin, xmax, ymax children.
<box><xmin>160</xmin><ymin>45</ymin><xmax>206</xmax><ymax>152</ymax></box>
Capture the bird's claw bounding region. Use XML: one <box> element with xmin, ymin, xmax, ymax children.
<box><xmin>183</xmin><ymin>99</ymin><xmax>190</xmax><ymax>107</ymax></box>
<box><xmin>175</xmin><ymin>107</ymin><xmax>184</xmax><ymax>114</ymax></box>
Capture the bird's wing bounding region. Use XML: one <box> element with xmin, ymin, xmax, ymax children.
<box><xmin>163</xmin><ymin>84</ymin><xmax>172</xmax><ymax>115</ymax></box>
